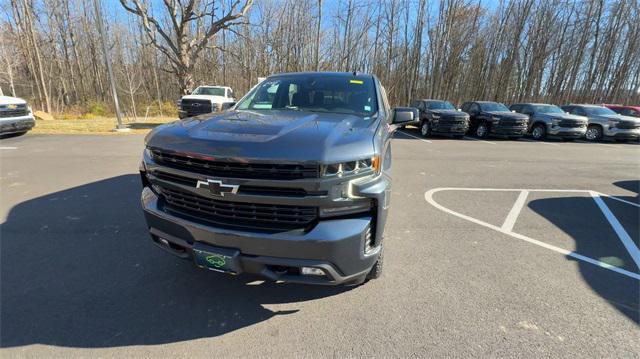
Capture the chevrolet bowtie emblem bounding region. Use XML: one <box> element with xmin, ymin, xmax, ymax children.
<box><xmin>196</xmin><ymin>179</ymin><xmax>239</xmax><ymax>197</ymax></box>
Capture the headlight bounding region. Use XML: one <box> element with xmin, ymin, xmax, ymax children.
<box><xmin>551</xmin><ymin>118</ymin><xmax>560</xmax><ymax>126</ymax></box>
<box><xmin>321</xmin><ymin>156</ymin><xmax>379</xmax><ymax>178</ymax></box>
<box><xmin>608</xmin><ymin>120</ymin><xmax>620</xmax><ymax>128</ymax></box>
<box><xmin>491</xmin><ymin>116</ymin><xmax>500</xmax><ymax>123</ymax></box>
<box><xmin>432</xmin><ymin>115</ymin><xmax>441</xmax><ymax>119</ymax></box>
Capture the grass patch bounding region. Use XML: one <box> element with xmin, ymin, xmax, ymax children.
<box><xmin>31</xmin><ymin>116</ymin><xmax>176</xmax><ymax>135</ymax></box>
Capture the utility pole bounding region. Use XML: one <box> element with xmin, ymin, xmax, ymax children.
<box><xmin>93</xmin><ymin>0</ymin><xmax>128</xmax><ymax>131</ymax></box>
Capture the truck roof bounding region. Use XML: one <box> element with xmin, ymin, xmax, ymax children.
<box><xmin>267</xmin><ymin>71</ymin><xmax>374</xmax><ymax>78</ymax></box>
<box><xmin>196</xmin><ymin>85</ymin><xmax>231</xmax><ymax>88</ymax></box>
<box><xmin>414</xmin><ymin>99</ymin><xmax>450</xmax><ymax>102</ymax></box>
<box><xmin>512</xmin><ymin>103</ymin><xmax>555</xmax><ymax>106</ymax></box>
<box><xmin>568</xmin><ymin>104</ymin><xmax>606</xmax><ymax>108</ymax></box>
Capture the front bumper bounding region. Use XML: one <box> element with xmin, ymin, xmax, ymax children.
<box><xmin>490</xmin><ymin>126</ymin><xmax>527</xmax><ymax>136</ymax></box>
<box><xmin>0</xmin><ymin>115</ymin><xmax>35</xmax><ymax>134</ymax></box>
<box><xmin>141</xmin><ymin>187</ymin><xmax>379</xmax><ymax>285</ymax></box>
<box><xmin>547</xmin><ymin>126</ymin><xmax>586</xmax><ymax>138</ymax></box>
<box><xmin>432</xmin><ymin>123</ymin><xmax>469</xmax><ymax>134</ymax></box>
<box><xmin>604</xmin><ymin>127</ymin><xmax>640</xmax><ymax>140</ymax></box>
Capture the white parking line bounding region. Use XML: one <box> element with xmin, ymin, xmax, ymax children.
<box><xmin>462</xmin><ymin>136</ymin><xmax>496</xmax><ymax>145</ymax></box>
<box><xmin>0</xmin><ymin>147</ymin><xmax>18</xmax><ymax>150</ymax></box>
<box><xmin>501</xmin><ymin>190</ymin><xmax>529</xmax><ymax>231</ymax></box>
<box><xmin>593</xmin><ymin>192</ymin><xmax>640</xmax><ymax>208</ymax></box>
<box><xmin>396</xmin><ymin>130</ymin><xmax>432</xmax><ymax>143</ymax></box>
<box><xmin>590</xmin><ymin>191</ymin><xmax>640</xmax><ymax>270</ymax></box>
<box><xmin>424</xmin><ymin>187</ymin><xmax>640</xmax><ymax>280</ymax></box>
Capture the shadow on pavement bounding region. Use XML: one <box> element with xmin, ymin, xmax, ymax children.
<box><xmin>0</xmin><ymin>175</ymin><xmax>350</xmax><ymax>348</ymax></box>
<box><xmin>528</xmin><ymin>180</ymin><xmax>640</xmax><ymax>324</ymax></box>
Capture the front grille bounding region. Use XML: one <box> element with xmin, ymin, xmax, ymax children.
<box><xmin>617</xmin><ymin>121</ymin><xmax>640</xmax><ymax>129</ymax></box>
<box><xmin>153</xmin><ymin>170</ymin><xmax>321</xmax><ymax>197</ymax></box>
<box><xmin>499</xmin><ymin>118</ymin><xmax>527</xmax><ymax>127</ymax></box>
<box><xmin>181</xmin><ymin>99</ymin><xmax>213</xmax><ymax>116</ymax></box>
<box><xmin>439</xmin><ymin>116</ymin><xmax>468</xmax><ymax>125</ymax></box>
<box><xmin>159</xmin><ymin>186</ymin><xmax>318</xmax><ymax>231</ymax></box>
<box><xmin>150</xmin><ymin>149</ymin><xmax>320</xmax><ymax>180</ymax></box>
<box><xmin>0</xmin><ymin>104</ymin><xmax>28</xmax><ymax>118</ymax></box>
<box><xmin>559</xmin><ymin>120</ymin><xmax>585</xmax><ymax>128</ymax></box>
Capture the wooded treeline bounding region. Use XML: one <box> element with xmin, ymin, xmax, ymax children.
<box><xmin>1</xmin><ymin>0</ymin><xmax>639</xmax><ymax>117</ymax></box>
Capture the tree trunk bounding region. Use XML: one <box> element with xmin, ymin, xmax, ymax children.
<box><xmin>23</xmin><ymin>0</ymin><xmax>52</xmax><ymax>113</ymax></box>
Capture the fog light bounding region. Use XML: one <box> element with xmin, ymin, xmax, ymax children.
<box><xmin>301</xmin><ymin>267</ymin><xmax>325</xmax><ymax>276</ymax></box>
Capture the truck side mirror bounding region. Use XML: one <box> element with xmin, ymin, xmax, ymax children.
<box><xmin>392</xmin><ymin>107</ymin><xmax>418</xmax><ymax>124</ymax></box>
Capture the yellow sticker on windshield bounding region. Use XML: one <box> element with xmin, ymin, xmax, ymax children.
<box><xmin>350</xmin><ymin>80</ymin><xmax>364</xmax><ymax>84</ymax></box>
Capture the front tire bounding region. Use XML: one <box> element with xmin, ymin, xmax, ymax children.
<box><xmin>476</xmin><ymin>122</ymin><xmax>489</xmax><ymax>138</ymax></box>
<box><xmin>366</xmin><ymin>248</ymin><xmax>384</xmax><ymax>281</ymax></box>
<box><xmin>585</xmin><ymin>125</ymin><xmax>603</xmax><ymax>141</ymax></box>
<box><xmin>420</xmin><ymin>121</ymin><xmax>431</xmax><ymax>137</ymax></box>
<box><xmin>531</xmin><ymin>123</ymin><xmax>546</xmax><ymax>140</ymax></box>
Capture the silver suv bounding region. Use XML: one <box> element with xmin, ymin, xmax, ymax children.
<box><xmin>510</xmin><ymin>103</ymin><xmax>587</xmax><ymax>140</ymax></box>
<box><xmin>561</xmin><ymin>104</ymin><xmax>640</xmax><ymax>142</ymax></box>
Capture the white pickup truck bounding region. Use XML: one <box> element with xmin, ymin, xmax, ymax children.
<box><xmin>178</xmin><ymin>86</ymin><xmax>236</xmax><ymax>119</ymax></box>
<box><xmin>0</xmin><ymin>96</ymin><xmax>35</xmax><ymax>136</ymax></box>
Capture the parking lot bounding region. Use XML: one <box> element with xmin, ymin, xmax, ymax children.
<box><xmin>1</xmin><ymin>132</ymin><xmax>638</xmax><ymax>357</ymax></box>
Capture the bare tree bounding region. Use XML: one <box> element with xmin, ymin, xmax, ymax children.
<box><xmin>119</xmin><ymin>0</ymin><xmax>253</xmax><ymax>95</ymax></box>
<box><xmin>2</xmin><ymin>0</ymin><xmax>639</xmax><ymax>116</ymax></box>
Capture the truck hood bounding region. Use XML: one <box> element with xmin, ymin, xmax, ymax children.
<box><xmin>538</xmin><ymin>112</ymin><xmax>588</xmax><ymax>122</ymax></box>
<box><xmin>0</xmin><ymin>96</ymin><xmax>27</xmax><ymax>105</ymax></box>
<box><xmin>592</xmin><ymin>114</ymin><xmax>640</xmax><ymax>124</ymax></box>
<box><xmin>146</xmin><ymin>110</ymin><xmax>378</xmax><ymax>163</ymax></box>
<box><xmin>181</xmin><ymin>94</ymin><xmax>232</xmax><ymax>103</ymax></box>
<box><xmin>484</xmin><ymin>111</ymin><xmax>529</xmax><ymax>120</ymax></box>
<box><xmin>430</xmin><ymin>109</ymin><xmax>467</xmax><ymax>117</ymax></box>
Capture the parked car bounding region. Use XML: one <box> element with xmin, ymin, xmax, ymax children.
<box><xmin>561</xmin><ymin>104</ymin><xmax>640</xmax><ymax>142</ymax></box>
<box><xmin>140</xmin><ymin>72</ymin><xmax>417</xmax><ymax>285</ymax></box>
<box><xmin>0</xmin><ymin>96</ymin><xmax>35</xmax><ymax>137</ymax></box>
<box><xmin>604</xmin><ymin>104</ymin><xmax>640</xmax><ymax>118</ymax></box>
<box><xmin>178</xmin><ymin>85</ymin><xmax>236</xmax><ymax>119</ymax></box>
<box><xmin>509</xmin><ymin>103</ymin><xmax>587</xmax><ymax>140</ymax></box>
<box><xmin>409</xmin><ymin>99</ymin><xmax>469</xmax><ymax>138</ymax></box>
<box><xmin>460</xmin><ymin>101</ymin><xmax>529</xmax><ymax>139</ymax></box>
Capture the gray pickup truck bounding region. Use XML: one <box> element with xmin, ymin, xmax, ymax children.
<box><xmin>561</xmin><ymin>104</ymin><xmax>640</xmax><ymax>142</ymax></box>
<box><xmin>140</xmin><ymin>72</ymin><xmax>417</xmax><ymax>285</ymax></box>
<box><xmin>509</xmin><ymin>103</ymin><xmax>587</xmax><ymax>140</ymax></box>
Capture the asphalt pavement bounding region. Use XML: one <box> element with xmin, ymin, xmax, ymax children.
<box><xmin>1</xmin><ymin>132</ymin><xmax>638</xmax><ymax>357</ymax></box>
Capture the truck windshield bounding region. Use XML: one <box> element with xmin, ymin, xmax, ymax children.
<box><xmin>236</xmin><ymin>74</ymin><xmax>378</xmax><ymax>117</ymax></box>
<box><xmin>193</xmin><ymin>87</ymin><xmax>226</xmax><ymax>96</ymax></box>
<box><xmin>426</xmin><ymin>101</ymin><xmax>456</xmax><ymax>110</ymax></box>
<box><xmin>479</xmin><ymin>102</ymin><xmax>509</xmax><ymax>112</ymax></box>
<box><xmin>584</xmin><ymin>107</ymin><xmax>617</xmax><ymax>116</ymax></box>
<box><xmin>532</xmin><ymin>105</ymin><xmax>564</xmax><ymax>114</ymax></box>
